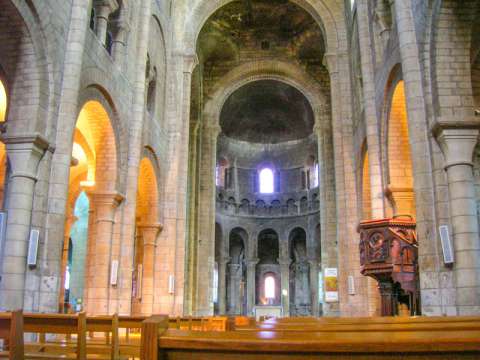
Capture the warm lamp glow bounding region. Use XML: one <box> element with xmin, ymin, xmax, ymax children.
<box><xmin>72</xmin><ymin>143</ymin><xmax>87</xmax><ymax>165</ymax></box>
<box><xmin>0</xmin><ymin>80</ymin><xmax>6</xmax><ymax>122</ymax></box>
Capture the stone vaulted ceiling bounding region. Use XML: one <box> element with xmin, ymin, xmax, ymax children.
<box><xmin>220</xmin><ymin>80</ymin><xmax>314</xmax><ymax>144</ymax></box>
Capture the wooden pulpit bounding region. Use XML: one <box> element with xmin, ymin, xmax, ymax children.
<box><xmin>358</xmin><ymin>216</ymin><xmax>420</xmax><ymax>316</ymax></box>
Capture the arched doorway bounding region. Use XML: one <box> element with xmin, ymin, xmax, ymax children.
<box><xmin>61</xmin><ymin>100</ymin><xmax>119</xmax><ymax>314</ymax></box>
<box><xmin>256</xmin><ymin>229</ymin><xmax>280</xmax><ymax>306</ymax></box>
<box><xmin>289</xmin><ymin>227</ymin><xmax>311</xmax><ymax>316</ymax></box>
<box><xmin>386</xmin><ymin>80</ymin><xmax>416</xmax><ymax>218</ymax></box>
<box><xmin>227</xmin><ymin>227</ymin><xmax>247</xmax><ymax>315</ymax></box>
<box><xmin>132</xmin><ymin>157</ymin><xmax>160</xmax><ymax>316</ymax></box>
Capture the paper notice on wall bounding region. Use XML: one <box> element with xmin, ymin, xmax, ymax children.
<box><xmin>318</xmin><ymin>271</ymin><xmax>324</xmax><ymax>303</ymax></box>
<box><xmin>324</xmin><ymin>268</ymin><xmax>338</xmax><ymax>302</ymax></box>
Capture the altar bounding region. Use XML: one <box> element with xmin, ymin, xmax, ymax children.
<box><xmin>253</xmin><ymin>305</ymin><xmax>283</xmax><ymax>320</ymax></box>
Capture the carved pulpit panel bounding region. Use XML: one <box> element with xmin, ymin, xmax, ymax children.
<box><xmin>358</xmin><ymin>217</ymin><xmax>419</xmax><ymax>316</ymax></box>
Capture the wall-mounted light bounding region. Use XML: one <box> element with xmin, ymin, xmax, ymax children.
<box><xmin>168</xmin><ymin>275</ymin><xmax>175</xmax><ymax>294</ymax></box>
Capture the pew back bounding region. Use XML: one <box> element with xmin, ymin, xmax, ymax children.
<box><xmin>0</xmin><ymin>310</ymin><xmax>24</xmax><ymax>360</ymax></box>
<box><xmin>140</xmin><ymin>316</ymin><xmax>480</xmax><ymax>360</ymax></box>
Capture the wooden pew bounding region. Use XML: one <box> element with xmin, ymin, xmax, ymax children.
<box><xmin>23</xmin><ymin>312</ymin><xmax>86</xmax><ymax>359</ymax></box>
<box><xmin>0</xmin><ymin>310</ymin><xmax>24</xmax><ymax>360</ymax></box>
<box><xmin>236</xmin><ymin>315</ymin><xmax>480</xmax><ymax>332</ymax></box>
<box><xmin>140</xmin><ymin>316</ymin><xmax>480</xmax><ymax>360</ymax></box>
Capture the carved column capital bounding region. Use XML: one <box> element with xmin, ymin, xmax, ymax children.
<box><xmin>94</xmin><ymin>0</ymin><xmax>119</xmax><ymax>16</ymax></box>
<box><xmin>203</xmin><ymin>123</ymin><xmax>221</xmax><ymax>139</ymax></box>
<box><xmin>137</xmin><ymin>223</ymin><xmax>163</xmax><ymax>247</ymax></box>
<box><xmin>247</xmin><ymin>258</ymin><xmax>259</xmax><ymax>268</ymax></box>
<box><xmin>432</xmin><ymin>119</ymin><xmax>480</xmax><ymax>169</ymax></box>
<box><xmin>3</xmin><ymin>133</ymin><xmax>50</xmax><ymax>181</ymax></box>
<box><xmin>172</xmin><ymin>51</ymin><xmax>199</xmax><ymax>74</ymax></box>
<box><xmin>88</xmin><ymin>191</ymin><xmax>124</xmax><ymax>223</ymax></box>
<box><xmin>278</xmin><ymin>258</ymin><xmax>292</xmax><ymax>267</ymax></box>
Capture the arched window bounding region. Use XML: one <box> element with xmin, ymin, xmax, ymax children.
<box><xmin>265</xmin><ymin>275</ymin><xmax>275</xmax><ymax>299</ymax></box>
<box><xmin>89</xmin><ymin>8</ymin><xmax>96</xmax><ymax>31</ymax></box>
<box><xmin>312</xmin><ymin>162</ymin><xmax>319</xmax><ymax>188</ymax></box>
<box><xmin>0</xmin><ymin>79</ymin><xmax>6</xmax><ymax>122</ymax></box>
<box><xmin>259</xmin><ymin>168</ymin><xmax>274</xmax><ymax>194</ymax></box>
<box><xmin>216</xmin><ymin>158</ymin><xmax>229</xmax><ymax>188</ymax></box>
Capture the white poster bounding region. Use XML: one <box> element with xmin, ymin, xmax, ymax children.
<box><xmin>318</xmin><ymin>271</ymin><xmax>324</xmax><ymax>303</ymax></box>
<box><xmin>324</xmin><ymin>267</ymin><xmax>338</xmax><ymax>302</ymax></box>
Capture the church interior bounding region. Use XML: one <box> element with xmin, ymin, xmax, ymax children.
<box><xmin>0</xmin><ymin>0</ymin><xmax>480</xmax><ymax>358</ymax></box>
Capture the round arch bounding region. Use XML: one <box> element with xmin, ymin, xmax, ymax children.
<box><xmin>203</xmin><ymin>60</ymin><xmax>329</xmax><ymax>129</ymax></box>
<box><xmin>0</xmin><ymin>0</ymin><xmax>51</xmax><ymax>135</ymax></box>
<box><xmin>136</xmin><ymin>156</ymin><xmax>160</xmax><ymax>225</ymax></box>
<box><xmin>182</xmin><ymin>0</ymin><xmax>343</xmax><ymax>55</ymax></box>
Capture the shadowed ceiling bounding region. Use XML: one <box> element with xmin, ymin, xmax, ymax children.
<box><xmin>197</xmin><ymin>0</ymin><xmax>325</xmax><ymax>68</ymax></box>
<box><xmin>220</xmin><ymin>80</ymin><xmax>314</xmax><ymax>144</ymax></box>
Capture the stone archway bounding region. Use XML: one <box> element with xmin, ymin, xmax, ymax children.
<box><xmin>132</xmin><ymin>156</ymin><xmax>161</xmax><ymax>316</ymax></box>
<box><xmin>61</xmin><ymin>99</ymin><xmax>121</xmax><ymax>315</ymax></box>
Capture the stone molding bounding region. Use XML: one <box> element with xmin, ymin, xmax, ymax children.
<box><xmin>432</xmin><ymin>120</ymin><xmax>480</xmax><ymax>169</ymax></box>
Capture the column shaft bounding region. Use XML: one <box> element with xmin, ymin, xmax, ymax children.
<box><xmin>0</xmin><ymin>136</ymin><xmax>48</xmax><ymax>310</ymax></box>
<box><xmin>246</xmin><ymin>259</ymin><xmax>258</xmax><ymax>316</ymax></box>
<box><xmin>85</xmin><ymin>192</ymin><xmax>122</xmax><ymax>315</ymax></box>
<box><xmin>217</xmin><ymin>258</ymin><xmax>229</xmax><ymax>314</ymax></box>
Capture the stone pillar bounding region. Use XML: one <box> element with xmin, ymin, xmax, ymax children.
<box><xmin>435</xmin><ymin>123</ymin><xmax>480</xmax><ymax>314</ymax></box>
<box><xmin>85</xmin><ymin>191</ymin><xmax>123</xmax><ymax>315</ymax></box>
<box><xmin>115</xmin><ymin>0</ymin><xmax>152</xmax><ymax>316</ymax></box>
<box><xmin>217</xmin><ymin>257</ymin><xmax>230</xmax><ymax>315</ymax></box>
<box><xmin>138</xmin><ymin>223</ymin><xmax>162</xmax><ymax>315</ymax></box>
<box><xmin>228</xmin><ymin>263</ymin><xmax>243</xmax><ymax>314</ymax></box>
<box><xmin>386</xmin><ymin>187</ymin><xmax>416</xmax><ymax>216</ymax></box>
<box><xmin>357</xmin><ymin>0</ymin><xmax>385</xmax><ymax>218</ymax></box>
<box><xmin>246</xmin><ymin>258</ymin><xmax>259</xmax><ymax>315</ymax></box>
<box><xmin>279</xmin><ymin>258</ymin><xmax>291</xmax><ymax>316</ymax></box>
<box><xmin>195</xmin><ymin>123</ymin><xmax>221</xmax><ymax>315</ymax></box>
<box><xmin>0</xmin><ymin>135</ymin><xmax>48</xmax><ymax>310</ymax></box>
<box><xmin>308</xmin><ymin>259</ymin><xmax>319</xmax><ymax>316</ymax></box>
<box><xmin>111</xmin><ymin>17</ymin><xmax>129</xmax><ymax>65</ymax></box>
<box><xmin>94</xmin><ymin>0</ymin><xmax>118</xmax><ymax>45</ymax></box>
<box><xmin>82</xmin><ymin>204</ymin><xmax>96</xmax><ymax>309</ymax></box>
<box><xmin>58</xmin><ymin>215</ymin><xmax>77</xmax><ymax>311</ymax></box>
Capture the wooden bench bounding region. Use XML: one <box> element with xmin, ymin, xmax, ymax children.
<box><xmin>23</xmin><ymin>312</ymin><xmax>87</xmax><ymax>359</ymax></box>
<box><xmin>24</xmin><ymin>313</ymin><xmax>126</xmax><ymax>360</ymax></box>
<box><xmin>140</xmin><ymin>316</ymin><xmax>480</xmax><ymax>360</ymax></box>
<box><xmin>235</xmin><ymin>315</ymin><xmax>480</xmax><ymax>332</ymax></box>
<box><xmin>0</xmin><ymin>310</ymin><xmax>24</xmax><ymax>360</ymax></box>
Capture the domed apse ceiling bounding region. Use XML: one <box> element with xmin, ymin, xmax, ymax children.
<box><xmin>197</xmin><ymin>0</ymin><xmax>325</xmax><ymax>69</ymax></box>
<box><xmin>220</xmin><ymin>80</ymin><xmax>314</xmax><ymax>144</ymax></box>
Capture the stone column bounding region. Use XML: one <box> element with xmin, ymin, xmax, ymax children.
<box><xmin>195</xmin><ymin>123</ymin><xmax>221</xmax><ymax>315</ymax></box>
<box><xmin>85</xmin><ymin>191</ymin><xmax>123</xmax><ymax>315</ymax></box>
<box><xmin>82</xmin><ymin>204</ymin><xmax>96</xmax><ymax>309</ymax></box>
<box><xmin>228</xmin><ymin>263</ymin><xmax>242</xmax><ymax>314</ymax></box>
<box><xmin>357</xmin><ymin>0</ymin><xmax>385</xmax><ymax>217</ymax></box>
<box><xmin>155</xmin><ymin>52</ymin><xmax>197</xmax><ymax>315</ymax></box>
<box><xmin>0</xmin><ymin>135</ymin><xmax>48</xmax><ymax>310</ymax></box>
<box><xmin>217</xmin><ymin>256</ymin><xmax>230</xmax><ymax>315</ymax></box>
<box><xmin>138</xmin><ymin>223</ymin><xmax>162</xmax><ymax>315</ymax></box>
<box><xmin>94</xmin><ymin>0</ymin><xmax>118</xmax><ymax>45</ymax></box>
<box><xmin>36</xmin><ymin>0</ymin><xmax>90</xmax><ymax>313</ymax></box>
<box><xmin>434</xmin><ymin>123</ymin><xmax>480</xmax><ymax>314</ymax></box>
<box><xmin>279</xmin><ymin>258</ymin><xmax>291</xmax><ymax>316</ymax></box>
<box><xmin>115</xmin><ymin>0</ymin><xmax>152</xmax><ymax>316</ymax></box>
<box><xmin>111</xmin><ymin>17</ymin><xmax>129</xmax><ymax>65</ymax></box>
<box><xmin>246</xmin><ymin>258</ymin><xmax>259</xmax><ymax>316</ymax></box>
<box><xmin>308</xmin><ymin>259</ymin><xmax>319</xmax><ymax>316</ymax></box>
<box><xmin>58</xmin><ymin>215</ymin><xmax>77</xmax><ymax>311</ymax></box>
